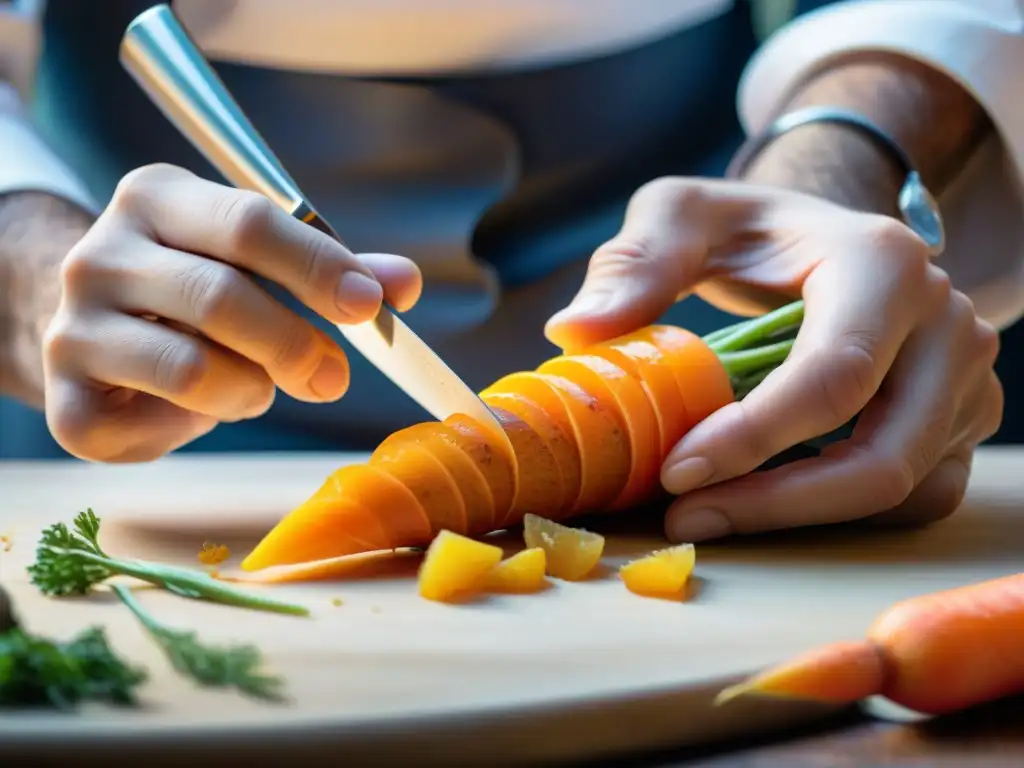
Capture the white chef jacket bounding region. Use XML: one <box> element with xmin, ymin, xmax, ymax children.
<box><xmin>1</xmin><ymin>0</ymin><xmax>1023</xmax><ymax>330</ymax></box>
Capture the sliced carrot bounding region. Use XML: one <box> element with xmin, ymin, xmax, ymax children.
<box><xmin>639</xmin><ymin>325</ymin><xmax>734</xmax><ymax>428</ymax></box>
<box><xmin>376</xmin><ymin>423</ymin><xmax>493</xmax><ymax>535</ymax></box>
<box><xmin>591</xmin><ymin>339</ymin><xmax>688</xmax><ymax>457</ymax></box>
<box><xmin>537</xmin><ymin>373</ymin><xmax>631</xmax><ymax>512</ymax></box>
<box><xmin>370</xmin><ymin>438</ymin><xmax>466</xmax><ymax>536</ymax></box>
<box><xmin>482</xmin><ymin>391</ymin><xmax>580</xmax><ymax>518</ymax></box>
<box><xmin>485</xmin><ymin>372</ymin><xmax>630</xmax><ymax>514</ymax></box>
<box><xmin>240</xmin><ymin>497</ymin><xmax>389</xmax><ymax>571</ymax></box>
<box><xmin>443</xmin><ymin>413</ymin><xmax>517</xmax><ymax>527</ymax></box>
<box><xmin>485</xmin><ymin>404</ymin><xmax>565</xmax><ymax>527</ymax></box>
<box><xmin>539</xmin><ymin>354</ymin><xmax>659</xmax><ymax>510</ymax></box>
<box><xmin>327</xmin><ymin>464</ymin><xmax>432</xmax><ymax>548</ymax></box>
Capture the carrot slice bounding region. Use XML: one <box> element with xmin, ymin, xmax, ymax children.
<box><xmin>537</xmin><ymin>373</ymin><xmax>631</xmax><ymax>512</ymax></box>
<box><xmin>484</xmin><ymin>372</ymin><xmax>631</xmax><ymax>513</ymax></box>
<box><xmin>481</xmin><ymin>392</ymin><xmax>579</xmax><ymax>517</ymax></box>
<box><xmin>538</xmin><ymin>354</ymin><xmax>659</xmax><ymax>510</ymax></box>
<box><xmin>370</xmin><ymin>437</ymin><xmax>466</xmax><ymax>536</ymax></box>
<box><xmin>240</xmin><ymin>497</ymin><xmax>389</xmax><ymax>571</ymax></box>
<box><xmin>443</xmin><ymin>413</ymin><xmax>517</xmax><ymax>527</ymax></box>
<box><xmin>638</xmin><ymin>325</ymin><xmax>734</xmax><ymax>428</ymax></box>
<box><xmin>327</xmin><ymin>464</ymin><xmax>432</xmax><ymax>548</ymax></box>
<box><xmin>376</xmin><ymin>423</ymin><xmax>493</xmax><ymax>535</ymax></box>
<box><xmin>590</xmin><ymin>339</ymin><xmax>688</xmax><ymax>457</ymax></box>
<box><xmin>485</xmin><ymin>404</ymin><xmax>565</xmax><ymax>527</ymax></box>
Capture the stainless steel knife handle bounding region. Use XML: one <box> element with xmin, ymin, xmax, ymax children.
<box><xmin>120</xmin><ymin>4</ymin><xmax>310</xmax><ymax>220</ymax></box>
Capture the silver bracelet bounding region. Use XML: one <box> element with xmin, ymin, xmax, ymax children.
<box><xmin>727</xmin><ymin>105</ymin><xmax>945</xmax><ymax>257</ymax></box>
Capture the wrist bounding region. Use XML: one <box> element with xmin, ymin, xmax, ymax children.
<box><xmin>736</xmin><ymin>120</ymin><xmax>903</xmax><ymax>217</ymax></box>
<box><xmin>0</xmin><ymin>191</ymin><xmax>94</xmax><ymax>406</ymax></box>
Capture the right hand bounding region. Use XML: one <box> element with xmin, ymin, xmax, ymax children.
<box><xmin>42</xmin><ymin>164</ymin><xmax>422</xmax><ymax>462</ymax></box>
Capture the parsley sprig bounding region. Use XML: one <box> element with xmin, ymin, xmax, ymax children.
<box><xmin>0</xmin><ymin>625</ymin><xmax>146</xmax><ymax>709</ymax></box>
<box><xmin>27</xmin><ymin>510</ymin><xmax>309</xmax><ymax>616</ymax></box>
<box><xmin>111</xmin><ymin>585</ymin><xmax>285</xmax><ymax>701</ymax></box>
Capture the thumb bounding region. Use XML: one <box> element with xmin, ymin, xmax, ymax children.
<box><xmin>544</xmin><ymin>179</ymin><xmax>710</xmax><ymax>352</ymax></box>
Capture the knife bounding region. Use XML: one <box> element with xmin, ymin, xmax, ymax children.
<box><xmin>119</xmin><ymin>4</ymin><xmax>512</xmax><ymax>454</ymax></box>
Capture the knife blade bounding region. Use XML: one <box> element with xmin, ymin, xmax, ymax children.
<box><xmin>119</xmin><ymin>3</ymin><xmax>512</xmax><ymax>453</ymax></box>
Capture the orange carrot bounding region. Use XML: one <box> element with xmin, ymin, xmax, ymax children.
<box><xmin>716</xmin><ymin>573</ymin><xmax>1024</xmax><ymax>715</ymax></box>
<box><xmin>241</xmin><ymin>302</ymin><xmax>806</xmax><ymax>573</ymax></box>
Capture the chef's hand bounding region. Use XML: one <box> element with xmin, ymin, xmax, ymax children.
<box><xmin>545</xmin><ymin>178</ymin><xmax>1003</xmax><ymax>542</ymax></box>
<box><xmin>42</xmin><ymin>164</ymin><xmax>422</xmax><ymax>462</ymax></box>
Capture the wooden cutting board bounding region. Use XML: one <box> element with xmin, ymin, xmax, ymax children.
<box><xmin>1</xmin><ymin>447</ymin><xmax>1022</xmax><ymax>766</ymax></box>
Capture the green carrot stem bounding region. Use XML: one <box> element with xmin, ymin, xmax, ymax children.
<box><xmin>717</xmin><ymin>339</ymin><xmax>794</xmax><ymax>379</ymax></box>
<box><xmin>70</xmin><ymin>551</ymin><xmax>309</xmax><ymax>617</ymax></box>
<box><xmin>702</xmin><ymin>319</ymin><xmax>750</xmax><ymax>346</ymax></box>
<box><xmin>732</xmin><ymin>367</ymin><xmax>775</xmax><ymax>400</ymax></box>
<box><xmin>709</xmin><ymin>301</ymin><xmax>805</xmax><ymax>354</ymax></box>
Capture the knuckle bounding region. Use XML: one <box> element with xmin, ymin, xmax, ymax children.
<box><xmin>923</xmin><ymin>265</ymin><xmax>953</xmax><ymax>309</ymax></box>
<box><xmin>731</xmin><ymin>400</ymin><xmax>779</xmax><ymax>466</ymax></box>
<box><xmin>974</xmin><ymin>319</ymin><xmax>1001</xmax><ymax>366</ymax></box>
<box><xmin>298</xmin><ymin>231</ymin><xmax>341</xmax><ymax>287</ymax></box>
<box><xmin>112</xmin><ymin>163</ymin><xmax>180</xmax><ymax>214</ymax></box>
<box><xmin>178</xmin><ymin>261</ymin><xmax>241</xmax><ymax>325</ymax></box>
<box><xmin>152</xmin><ymin>338</ymin><xmax>209</xmax><ymax>398</ymax></box>
<box><xmin>869</xmin><ymin>456</ymin><xmax>917</xmax><ymax>512</ymax></box>
<box><xmin>863</xmin><ymin>215</ymin><xmax>929</xmax><ymax>265</ymax></box>
<box><xmin>978</xmin><ymin>375</ymin><xmax>1005</xmax><ymax>441</ymax></box>
<box><xmin>632</xmin><ymin>176</ymin><xmax>702</xmax><ymax>208</ymax></box>
<box><xmin>59</xmin><ymin>239</ymin><xmax>108</xmax><ymax>291</ymax></box>
<box><xmin>41</xmin><ymin>312</ymin><xmax>83</xmax><ymax>366</ymax></box>
<box><xmin>269</xmin><ymin>322</ymin><xmax>323</xmax><ymax>376</ymax></box>
<box><xmin>219</xmin><ymin>192</ymin><xmax>276</xmax><ymax>253</ymax></box>
<box><xmin>813</xmin><ymin>343</ymin><xmax>879</xmax><ymax>425</ymax></box>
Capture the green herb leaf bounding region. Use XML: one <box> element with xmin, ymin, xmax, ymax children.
<box><xmin>112</xmin><ymin>585</ymin><xmax>285</xmax><ymax>702</ymax></box>
<box><xmin>0</xmin><ymin>625</ymin><xmax>146</xmax><ymax>709</ymax></box>
<box><xmin>28</xmin><ymin>510</ymin><xmax>309</xmax><ymax>617</ymax></box>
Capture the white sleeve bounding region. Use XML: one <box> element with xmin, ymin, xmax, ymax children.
<box><xmin>737</xmin><ymin>0</ymin><xmax>1024</xmax><ymax>331</ymax></box>
<box><xmin>0</xmin><ymin>1</ymin><xmax>98</xmax><ymax>214</ymax></box>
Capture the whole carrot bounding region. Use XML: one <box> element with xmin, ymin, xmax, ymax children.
<box><xmin>716</xmin><ymin>573</ymin><xmax>1024</xmax><ymax>715</ymax></box>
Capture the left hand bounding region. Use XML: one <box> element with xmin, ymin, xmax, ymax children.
<box><xmin>545</xmin><ymin>178</ymin><xmax>1003</xmax><ymax>543</ymax></box>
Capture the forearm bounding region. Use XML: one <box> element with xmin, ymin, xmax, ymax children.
<box><xmin>735</xmin><ymin>51</ymin><xmax>994</xmax><ymax>216</ymax></box>
<box><xmin>0</xmin><ymin>191</ymin><xmax>94</xmax><ymax>407</ymax></box>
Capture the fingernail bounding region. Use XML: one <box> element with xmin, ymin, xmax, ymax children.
<box><xmin>336</xmin><ymin>272</ymin><xmax>383</xmax><ymax>320</ymax></box>
<box><xmin>662</xmin><ymin>457</ymin><xmax>715</xmax><ymax>494</ymax></box>
<box><xmin>551</xmin><ymin>290</ymin><xmax>615</xmax><ymax>323</ymax></box>
<box><xmin>667</xmin><ymin>508</ymin><xmax>732</xmax><ymax>543</ymax></box>
<box><xmin>309</xmin><ymin>355</ymin><xmax>349</xmax><ymax>400</ymax></box>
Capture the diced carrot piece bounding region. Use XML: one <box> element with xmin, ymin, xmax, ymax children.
<box><xmin>619</xmin><ymin>543</ymin><xmax>696</xmax><ymax>599</ymax></box>
<box><xmin>417</xmin><ymin>530</ymin><xmax>504</xmax><ymax>602</ymax></box>
<box><xmin>483</xmin><ymin>548</ymin><xmax>548</xmax><ymax>593</ymax></box>
<box><xmin>522</xmin><ymin>513</ymin><xmax>605</xmax><ymax>581</ymax></box>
